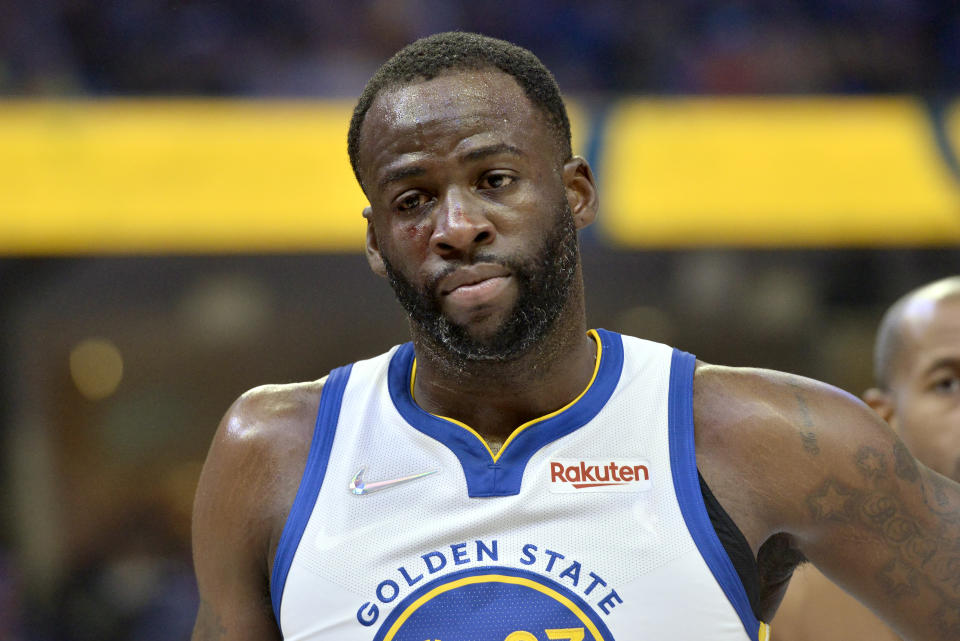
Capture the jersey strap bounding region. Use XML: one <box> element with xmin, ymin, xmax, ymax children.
<box><xmin>270</xmin><ymin>363</ymin><xmax>353</xmax><ymax>631</ymax></box>
<box><xmin>667</xmin><ymin>348</ymin><xmax>765</xmax><ymax>640</ymax></box>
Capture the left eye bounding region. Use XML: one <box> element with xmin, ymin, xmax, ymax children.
<box><xmin>479</xmin><ymin>173</ymin><xmax>514</xmax><ymax>189</ymax></box>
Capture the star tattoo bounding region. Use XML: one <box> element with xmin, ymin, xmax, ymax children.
<box><xmin>809</xmin><ymin>480</ymin><xmax>855</xmax><ymax>521</ymax></box>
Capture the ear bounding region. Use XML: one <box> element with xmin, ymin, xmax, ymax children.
<box><xmin>862</xmin><ymin>387</ymin><xmax>897</xmax><ymax>427</ymax></box>
<box><xmin>363</xmin><ymin>207</ymin><xmax>387</xmax><ymax>278</ymax></box>
<box><xmin>562</xmin><ymin>156</ymin><xmax>599</xmax><ymax>230</ymax></box>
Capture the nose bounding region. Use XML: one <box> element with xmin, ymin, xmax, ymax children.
<box><xmin>428</xmin><ymin>188</ymin><xmax>495</xmax><ymax>259</ymax></box>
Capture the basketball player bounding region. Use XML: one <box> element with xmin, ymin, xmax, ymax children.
<box><xmin>190</xmin><ymin>33</ymin><xmax>960</xmax><ymax>641</ymax></box>
<box><xmin>774</xmin><ymin>276</ymin><xmax>960</xmax><ymax>640</ymax></box>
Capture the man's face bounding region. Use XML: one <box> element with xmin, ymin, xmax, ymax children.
<box><xmin>356</xmin><ymin>69</ymin><xmax>593</xmax><ymax>361</ymax></box>
<box><xmin>381</xmin><ymin>203</ymin><xmax>578</xmax><ymax>361</ymax></box>
<box><xmin>888</xmin><ymin>296</ymin><xmax>960</xmax><ymax>482</ymax></box>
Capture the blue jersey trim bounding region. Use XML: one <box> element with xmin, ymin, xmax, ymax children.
<box><xmin>667</xmin><ymin>349</ymin><xmax>761</xmax><ymax>640</ymax></box>
<box><xmin>388</xmin><ymin>329</ymin><xmax>625</xmax><ymax>497</ymax></box>
<box><xmin>269</xmin><ymin>363</ymin><xmax>353</xmax><ymax>630</ymax></box>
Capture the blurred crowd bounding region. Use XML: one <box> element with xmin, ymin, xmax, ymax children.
<box><xmin>1</xmin><ymin>0</ymin><xmax>959</xmax><ymax>97</ymax></box>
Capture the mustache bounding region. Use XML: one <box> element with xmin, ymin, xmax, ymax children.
<box><xmin>424</xmin><ymin>254</ymin><xmax>513</xmax><ymax>295</ymax></box>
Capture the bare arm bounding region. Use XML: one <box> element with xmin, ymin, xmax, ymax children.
<box><xmin>773</xmin><ymin>564</ymin><xmax>902</xmax><ymax>641</ymax></box>
<box><xmin>191</xmin><ymin>382</ymin><xmax>322</xmax><ymax>640</ymax></box>
<box><xmin>695</xmin><ymin>365</ymin><xmax>960</xmax><ymax>641</ymax></box>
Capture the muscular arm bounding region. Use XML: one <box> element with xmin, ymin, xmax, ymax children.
<box><xmin>694</xmin><ymin>365</ymin><xmax>960</xmax><ymax>641</ymax></box>
<box><xmin>191</xmin><ymin>381</ymin><xmax>322</xmax><ymax>640</ymax></box>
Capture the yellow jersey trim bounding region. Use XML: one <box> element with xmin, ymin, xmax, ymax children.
<box><xmin>410</xmin><ymin>329</ymin><xmax>603</xmax><ymax>463</ymax></box>
<box><xmin>759</xmin><ymin>621</ymin><xmax>770</xmax><ymax>641</ymax></box>
<box><xmin>382</xmin><ymin>573</ymin><xmax>604</xmax><ymax>641</ymax></box>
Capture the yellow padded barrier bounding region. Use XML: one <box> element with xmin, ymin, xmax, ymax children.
<box><xmin>2</xmin><ymin>98</ymin><xmax>956</xmax><ymax>252</ymax></box>
<box><xmin>0</xmin><ymin>100</ymin><xmax>368</xmax><ymax>253</ymax></box>
<box><xmin>601</xmin><ymin>98</ymin><xmax>960</xmax><ymax>247</ymax></box>
<box><xmin>0</xmin><ymin>99</ymin><xmax>588</xmax><ymax>254</ymax></box>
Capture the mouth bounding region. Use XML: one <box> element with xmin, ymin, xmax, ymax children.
<box><xmin>436</xmin><ymin>264</ymin><xmax>513</xmax><ymax>311</ymax></box>
<box><xmin>438</xmin><ymin>264</ymin><xmax>512</xmax><ymax>297</ymax></box>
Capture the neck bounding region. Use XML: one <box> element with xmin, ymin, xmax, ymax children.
<box><xmin>409</xmin><ymin>286</ymin><xmax>596</xmax><ymax>444</ymax></box>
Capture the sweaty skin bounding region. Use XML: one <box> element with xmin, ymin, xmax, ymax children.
<box><xmin>775</xmin><ymin>278</ymin><xmax>960</xmax><ymax>641</ymax></box>
<box><xmin>190</xmin><ymin>70</ymin><xmax>960</xmax><ymax>641</ymax></box>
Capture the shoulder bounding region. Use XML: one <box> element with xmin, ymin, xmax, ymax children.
<box><xmin>690</xmin><ymin>362</ymin><xmax>960</xmax><ymax>639</ymax></box>
<box><xmin>690</xmin><ymin>362</ymin><xmax>898</xmax><ymax>546</ymax></box>
<box><xmin>211</xmin><ymin>379</ymin><xmax>326</xmax><ymax>496</ymax></box>
<box><xmin>193</xmin><ymin>378</ymin><xmax>326</xmax><ymax>574</ymax></box>
<box><xmin>191</xmin><ymin>378</ymin><xmax>328</xmax><ymax>635</ymax></box>
<box><xmin>223</xmin><ymin>379</ymin><xmax>326</xmax><ymax>452</ymax></box>
<box><xmin>692</xmin><ymin>361</ymin><xmax>869</xmax><ymax>432</ymax></box>
<box><xmin>692</xmin><ymin>361</ymin><xmax>889</xmax><ymax>461</ymax></box>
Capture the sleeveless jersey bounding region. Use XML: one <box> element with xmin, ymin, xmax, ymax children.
<box><xmin>271</xmin><ymin>329</ymin><xmax>771</xmax><ymax>641</ymax></box>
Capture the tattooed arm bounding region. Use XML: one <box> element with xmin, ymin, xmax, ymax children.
<box><xmin>694</xmin><ymin>365</ymin><xmax>960</xmax><ymax>641</ymax></box>
<box><xmin>192</xmin><ymin>381</ymin><xmax>323</xmax><ymax>641</ymax></box>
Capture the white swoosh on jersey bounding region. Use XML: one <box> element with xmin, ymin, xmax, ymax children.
<box><xmin>348</xmin><ymin>466</ymin><xmax>437</xmax><ymax>495</ymax></box>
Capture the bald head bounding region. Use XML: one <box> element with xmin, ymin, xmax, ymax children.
<box><xmin>874</xmin><ymin>276</ymin><xmax>960</xmax><ymax>389</ymax></box>
<box><xmin>865</xmin><ymin>275</ymin><xmax>960</xmax><ymax>482</ymax></box>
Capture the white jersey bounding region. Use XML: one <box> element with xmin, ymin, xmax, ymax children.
<box><xmin>271</xmin><ymin>329</ymin><xmax>770</xmax><ymax>641</ymax></box>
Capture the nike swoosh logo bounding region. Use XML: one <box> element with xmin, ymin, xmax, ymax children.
<box><xmin>349</xmin><ymin>466</ymin><xmax>437</xmax><ymax>495</ymax></box>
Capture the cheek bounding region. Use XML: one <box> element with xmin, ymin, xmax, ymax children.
<box><xmin>898</xmin><ymin>402</ymin><xmax>960</xmax><ymax>476</ymax></box>
<box><xmin>403</xmin><ymin>219</ymin><xmax>430</xmax><ymax>241</ymax></box>
<box><xmin>385</xmin><ymin>219</ymin><xmax>433</xmax><ymax>260</ymax></box>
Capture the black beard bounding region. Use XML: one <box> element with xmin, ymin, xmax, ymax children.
<box><xmin>382</xmin><ymin>201</ymin><xmax>579</xmax><ymax>362</ymax></box>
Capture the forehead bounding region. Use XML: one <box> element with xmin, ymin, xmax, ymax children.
<box><xmin>377</xmin><ymin>69</ymin><xmax>532</xmax><ymax>129</ymax></box>
<box><xmin>898</xmin><ymin>295</ymin><xmax>960</xmax><ymax>371</ymax></box>
<box><xmin>357</xmin><ymin>70</ymin><xmax>554</xmax><ymax>184</ymax></box>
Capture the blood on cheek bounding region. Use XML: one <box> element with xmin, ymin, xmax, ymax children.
<box><xmin>390</xmin><ymin>219</ymin><xmax>434</xmax><ymax>258</ymax></box>
<box><xmin>404</xmin><ymin>219</ymin><xmax>431</xmax><ymax>242</ymax></box>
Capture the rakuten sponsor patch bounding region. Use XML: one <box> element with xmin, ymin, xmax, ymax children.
<box><xmin>548</xmin><ymin>458</ymin><xmax>652</xmax><ymax>493</ymax></box>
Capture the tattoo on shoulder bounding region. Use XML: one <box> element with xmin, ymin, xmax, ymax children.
<box><xmin>807</xmin><ymin>462</ymin><xmax>960</xmax><ymax>625</ymax></box>
<box><xmin>855</xmin><ymin>446</ymin><xmax>887</xmax><ymax>480</ymax></box>
<box><xmin>196</xmin><ymin>599</ymin><xmax>228</xmax><ymax>640</ymax></box>
<box><xmin>922</xmin><ymin>473</ymin><xmax>960</xmax><ymax>522</ymax></box>
<box><xmin>792</xmin><ymin>392</ymin><xmax>822</xmax><ymax>456</ymax></box>
<box><xmin>807</xmin><ymin>479</ymin><xmax>856</xmax><ymax>521</ymax></box>
<box><xmin>794</xmin><ymin>392</ymin><xmax>815</xmax><ymax>429</ymax></box>
<box><xmin>801</xmin><ymin>432</ymin><xmax>820</xmax><ymax>455</ymax></box>
<box><xmin>933</xmin><ymin>602</ymin><xmax>960</xmax><ymax>637</ymax></box>
<box><xmin>893</xmin><ymin>440</ymin><xmax>919</xmax><ymax>483</ymax></box>
<box><xmin>876</xmin><ymin>557</ymin><xmax>919</xmax><ymax>598</ymax></box>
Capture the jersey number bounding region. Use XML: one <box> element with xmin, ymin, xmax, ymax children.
<box><xmin>505</xmin><ymin>629</ymin><xmax>585</xmax><ymax>641</ymax></box>
<box><xmin>425</xmin><ymin>626</ymin><xmax>586</xmax><ymax>641</ymax></box>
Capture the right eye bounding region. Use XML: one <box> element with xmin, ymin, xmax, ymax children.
<box><xmin>396</xmin><ymin>192</ymin><xmax>429</xmax><ymax>212</ymax></box>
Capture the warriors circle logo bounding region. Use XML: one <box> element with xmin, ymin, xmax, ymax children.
<box><xmin>371</xmin><ymin>567</ymin><xmax>615</xmax><ymax>641</ymax></box>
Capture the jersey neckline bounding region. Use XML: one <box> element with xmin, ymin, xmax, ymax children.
<box><xmin>387</xmin><ymin>328</ymin><xmax>625</xmax><ymax>497</ymax></box>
